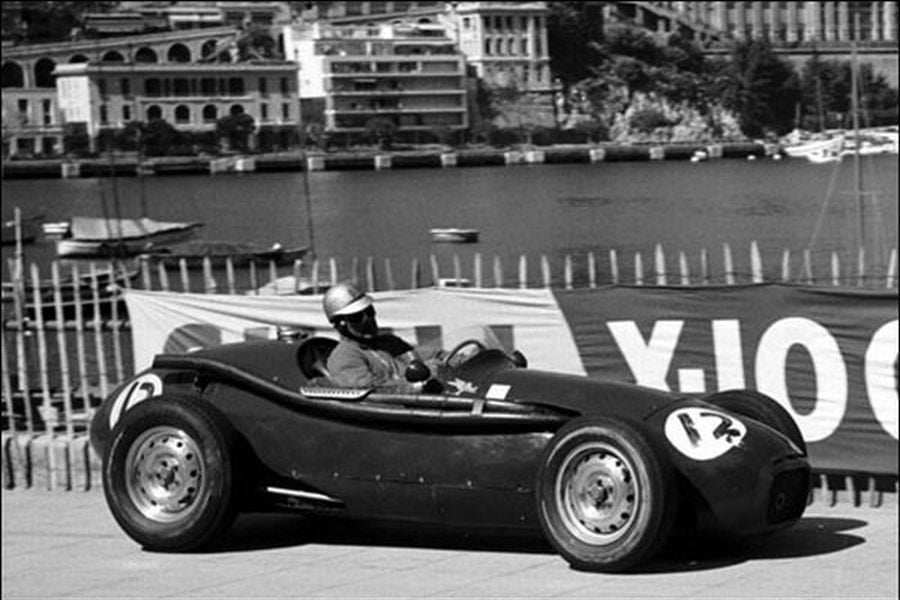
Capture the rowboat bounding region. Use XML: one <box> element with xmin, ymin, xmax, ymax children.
<box><xmin>137</xmin><ymin>241</ymin><xmax>309</xmax><ymax>268</ymax></box>
<box><xmin>429</xmin><ymin>228</ymin><xmax>480</xmax><ymax>243</ymax></box>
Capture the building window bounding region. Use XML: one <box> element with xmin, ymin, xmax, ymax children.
<box><xmin>282</xmin><ymin>102</ymin><xmax>290</xmax><ymax>120</ymax></box>
<box><xmin>229</xmin><ymin>104</ymin><xmax>244</xmax><ymax>116</ymax></box>
<box><xmin>201</xmin><ymin>78</ymin><xmax>216</xmax><ymax>95</ymax></box>
<box><xmin>120</xmin><ymin>78</ymin><xmax>131</xmax><ymax>96</ymax></box>
<box><xmin>122</xmin><ymin>105</ymin><xmax>131</xmax><ymax>121</ymax></box>
<box><xmin>484</xmin><ymin>39</ymin><xmax>491</xmax><ymax>55</ymax></box>
<box><xmin>175</xmin><ymin>105</ymin><xmax>190</xmax><ymax>124</ymax></box>
<box><xmin>174</xmin><ymin>78</ymin><xmax>190</xmax><ymax>96</ymax></box>
<box><xmin>145</xmin><ymin>78</ymin><xmax>161</xmax><ymax>96</ymax></box>
<box><xmin>42</xmin><ymin>99</ymin><xmax>52</xmax><ymax>125</ymax></box>
<box><xmin>98</xmin><ymin>78</ymin><xmax>107</xmax><ymax>97</ymax></box>
<box><xmin>463</xmin><ymin>17</ymin><xmax>470</xmax><ymax>29</ymax></box>
<box><xmin>147</xmin><ymin>105</ymin><xmax>162</xmax><ymax>121</ymax></box>
<box><xmin>17</xmin><ymin>99</ymin><xmax>28</xmax><ymax>124</ymax></box>
<box><xmin>100</xmin><ymin>104</ymin><xmax>108</xmax><ymax>124</ymax></box>
<box><xmin>521</xmin><ymin>38</ymin><xmax>528</xmax><ymax>55</ymax></box>
<box><xmin>260</xmin><ymin>103</ymin><xmax>269</xmax><ymax>121</ymax></box>
<box><xmin>228</xmin><ymin>78</ymin><xmax>244</xmax><ymax>96</ymax></box>
<box><xmin>280</xmin><ymin>77</ymin><xmax>289</xmax><ymax>95</ymax></box>
<box><xmin>259</xmin><ymin>77</ymin><xmax>268</xmax><ymax>96</ymax></box>
<box><xmin>203</xmin><ymin>105</ymin><xmax>217</xmax><ymax>122</ymax></box>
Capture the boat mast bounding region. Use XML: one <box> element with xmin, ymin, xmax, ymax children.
<box><xmin>296</xmin><ymin>49</ymin><xmax>316</xmax><ymax>259</ymax></box>
<box><xmin>850</xmin><ymin>19</ymin><xmax>863</xmax><ymax>255</ymax></box>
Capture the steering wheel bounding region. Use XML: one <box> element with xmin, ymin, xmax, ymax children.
<box><xmin>442</xmin><ymin>339</ymin><xmax>487</xmax><ymax>370</ymax></box>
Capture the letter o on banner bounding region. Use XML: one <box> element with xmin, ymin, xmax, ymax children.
<box><xmin>755</xmin><ymin>317</ymin><xmax>847</xmax><ymax>443</ymax></box>
<box><xmin>865</xmin><ymin>320</ymin><xmax>898</xmax><ymax>439</ymax></box>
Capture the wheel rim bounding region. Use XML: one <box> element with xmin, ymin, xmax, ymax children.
<box><xmin>555</xmin><ymin>441</ymin><xmax>640</xmax><ymax>544</ymax></box>
<box><xmin>124</xmin><ymin>426</ymin><xmax>205</xmax><ymax>523</ymax></box>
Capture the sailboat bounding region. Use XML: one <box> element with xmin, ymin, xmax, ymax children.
<box><xmin>807</xmin><ymin>36</ymin><xmax>895</xmax><ymax>284</ymax></box>
<box><xmin>55</xmin><ymin>148</ymin><xmax>203</xmax><ymax>258</ymax></box>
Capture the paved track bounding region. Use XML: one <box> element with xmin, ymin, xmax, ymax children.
<box><xmin>2</xmin><ymin>489</ymin><xmax>897</xmax><ymax>599</ymax></box>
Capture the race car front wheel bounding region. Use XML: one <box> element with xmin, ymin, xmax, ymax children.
<box><xmin>537</xmin><ymin>417</ymin><xmax>675</xmax><ymax>572</ymax></box>
<box><xmin>103</xmin><ymin>395</ymin><xmax>243</xmax><ymax>551</ymax></box>
<box><xmin>704</xmin><ymin>389</ymin><xmax>806</xmax><ymax>455</ymax></box>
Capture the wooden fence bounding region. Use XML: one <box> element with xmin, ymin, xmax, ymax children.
<box><xmin>2</xmin><ymin>241</ymin><xmax>897</xmax><ymax>438</ymax></box>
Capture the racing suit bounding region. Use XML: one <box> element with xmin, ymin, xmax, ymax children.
<box><xmin>326</xmin><ymin>333</ymin><xmax>420</xmax><ymax>391</ymax></box>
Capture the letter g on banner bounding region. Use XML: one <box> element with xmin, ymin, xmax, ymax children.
<box><xmin>755</xmin><ymin>317</ymin><xmax>847</xmax><ymax>443</ymax></box>
<box><xmin>866</xmin><ymin>320</ymin><xmax>898</xmax><ymax>439</ymax></box>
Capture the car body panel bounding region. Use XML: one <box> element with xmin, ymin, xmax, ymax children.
<box><xmin>91</xmin><ymin>338</ymin><xmax>810</xmax><ymax>537</ymax></box>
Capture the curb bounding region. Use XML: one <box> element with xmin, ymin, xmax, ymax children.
<box><xmin>2</xmin><ymin>433</ymin><xmax>102</xmax><ymax>492</ymax></box>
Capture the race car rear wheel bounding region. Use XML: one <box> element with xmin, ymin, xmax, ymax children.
<box><xmin>103</xmin><ymin>396</ymin><xmax>243</xmax><ymax>551</ymax></box>
<box><xmin>704</xmin><ymin>390</ymin><xmax>806</xmax><ymax>455</ymax></box>
<box><xmin>537</xmin><ymin>417</ymin><xmax>675</xmax><ymax>572</ymax></box>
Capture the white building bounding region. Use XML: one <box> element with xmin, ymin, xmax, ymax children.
<box><xmin>284</xmin><ymin>20</ymin><xmax>468</xmax><ymax>136</ymax></box>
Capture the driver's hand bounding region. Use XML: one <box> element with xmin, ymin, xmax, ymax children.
<box><xmin>422</xmin><ymin>378</ymin><xmax>443</xmax><ymax>394</ymax></box>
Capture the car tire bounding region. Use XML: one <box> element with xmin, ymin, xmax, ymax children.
<box><xmin>536</xmin><ymin>416</ymin><xmax>675</xmax><ymax>572</ymax></box>
<box><xmin>704</xmin><ymin>390</ymin><xmax>806</xmax><ymax>455</ymax></box>
<box><xmin>103</xmin><ymin>395</ymin><xmax>243</xmax><ymax>551</ymax></box>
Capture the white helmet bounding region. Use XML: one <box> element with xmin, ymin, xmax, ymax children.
<box><xmin>323</xmin><ymin>282</ymin><xmax>372</xmax><ymax>322</ymax></box>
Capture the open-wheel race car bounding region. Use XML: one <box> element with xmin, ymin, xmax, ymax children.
<box><xmin>90</xmin><ymin>331</ymin><xmax>811</xmax><ymax>572</ymax></box>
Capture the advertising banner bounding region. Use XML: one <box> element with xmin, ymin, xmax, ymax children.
<box><xmin>555</xmin><ymin>284</ymin><xmax>898</xmax><ymax>475</ymax></box>
<box><xmin>124</xmin><ymin>284</ymin><xmax>898</xmax><ymax>475</ymax></box>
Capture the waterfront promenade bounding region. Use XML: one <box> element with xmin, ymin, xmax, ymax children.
<box><xmin>2</xmin><ymin>488</ymin><xmax>897</xmax><ymax>599</ymax></box>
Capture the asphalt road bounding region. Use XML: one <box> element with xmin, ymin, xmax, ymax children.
<box><xmin>2</xmin><ymin>488</ymin><xmax>897</xmax><ymax>600</ymax></box>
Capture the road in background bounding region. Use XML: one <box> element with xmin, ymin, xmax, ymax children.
<box><xmin>2</xmin><ymin>488</ymin><xmax>897</xmax><ymax>599</ymax></box>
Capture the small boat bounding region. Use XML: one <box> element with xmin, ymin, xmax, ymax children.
<box><xmin>430</xmin><ymin>228</ymin><xmax>480</xmax><ymax>244</ymax></box>
<box><xmin>783</xmin><ymin>134</ymin><xmax>844</xmax><ymax>162</ymax></box>
<box><xmin>56</xmin><ymin>217</ymin><xmax>203</xmax><ymax>258</ymax></box>
<box><xmin>137</xmin><ymin>241</ymin><xmax>309</xmax><ymax>269</ymax></box>
<box><xmin>41</xmin><ymin>221</ymin><xmax>71</xmax><ymax>238</ymax></box>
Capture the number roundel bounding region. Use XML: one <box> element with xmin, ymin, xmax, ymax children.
<box><xmin>664</xmin><ymin>407</ymin><xmax>746</xmax><ymax>461</ymax></box>
<box><xmin>108</xmin><ymin>374</ymin><xmax>164</xmax><ymax>429</ymax></box>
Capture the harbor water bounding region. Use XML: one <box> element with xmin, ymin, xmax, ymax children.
<box><xmin>2</xmin><ymin>155</ymin><xmax>898</xmax><ymax>284</ymax></box>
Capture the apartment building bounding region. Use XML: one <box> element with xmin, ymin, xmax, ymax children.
<box><xmin>284</xmin><ymin>20</ymin><xmax>468</xmax><ymax>135</ymax></box>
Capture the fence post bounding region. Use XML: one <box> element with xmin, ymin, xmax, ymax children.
<box><xmin>70</xmin><ymin>264</ymin><xmax>90</xmax><ymax>416</ymax></box>
<box><xmin>365</xmin><ymin>256</ymin><xmax>375</xmax><ymax>292</ymax></box>
<box><xmin>248</xmin><ymin>261</ymin><xmax>259</xmax><ymax>294</ymax></box>
<box><xmin>9</xmin><ymin>254</ymin><xmax>31</xmax><ymax>432</ymax></box>
<box><xmin>831</xmin><ymin>252</ymin><xmax>840</xmax><ymax>286</ymax></box>
<box><xmin>268</xmin><ymin>261</ymin><xmax>279</xmax><ymax>293</ymax></box>
<box><xmin>90</xmin><ymin>263</ymin><xmax>109</xmax><ymax>400</ymax></box>
<box><xmin>781</xmin><ymin>249</ymin><xmax>791</xmax><ymax>282</ymax></box>
<box><xmin>655</xmin><ymin>244</ymin><xmax>667</xmax><ymax>285</ymax></box>
<box><xmin>453</xmin><ymin>254</ymin><xmax>462</xmax><ymax>286</ymax></box>
<box><xmin>1</xmin><ymin>325</ymin><xmax>14</xmax><ymax>433</ymax></box>
<box><xmin>609</xmin><ymin>249</ymin><xmax>619</xmax><ymax>285</ymax></box>
<box><xmin>430</xmin><ymin>254</ymin><xmax>440</xmax><ymax>285</ymax></box>
<box><xmin>803</xmin><ymin>249</ymin><xmax>813</xmax><ymax>284</ymax></box>
<box><xmin>856</xmin><ymin>247</ymin><xmax>866</xmax><ymax>287</ymax></box>
<box><xmin>887</xmin><ymin>248</ymin><xmax>897</xmax><ymax>288</ymax></box>
<box><xmin>541</xmin><ymin>255</ymin><xmax>552</xmax><ymax>288</ymax></box>
<box><xmin>474</xmin><ymin>253</ymin><xmax>483</xmax><ymax>288</ymax></box>
<box><xmin>564</xmin><ymin>255</ymin><xmax>573</xmax><ymax>290</ymax></box>
<box><xmin>329</xmin><ymin>257</ymin><xmax>338</xmax><ymax>286</ymax></box>
<box><xmin>384</xmin><ymin>258</ymin><xmax>395</xmax><ymax>291</ymax></box>
<box><xmin>679</xmin><ymin>251</ymin><xmax>690</xmax><ymax>285</ymax></box>
<box><xmin>141</xmin><ymin>260</ymin><xmax>152</xmax><ymax>290</ymax></box>
<box><xmin>634</xmin><ymin>252</ymin><xmax>644</xmax><ymax>286</ymax></box>
<box><xmin>350</xmin><ymin>257</ymin><xmax>360</xmax><ymax>286</ymax></box>
<box><xmin>493</xmin><ymin>256</ymin><xmax>503</xmax><ymax>288</ymax></box>
<box><xmin>750</xmin><ymin>241</ymin><xmax>763</xmax><ymax>283</ymax></box>
<box><xmin>518</xmin><ymin>255</ymin><xmax>528</xmax><ymax>289</ymax></box>
<box><xmin>588</xmin><ymin>252</ymin><xmax>596</xmax><ymax>289</ymax></box>
<box><xmin>30</xmin><ymin>264</ymin><xmax>54</xmax><ymax>430</ymax></box>
<box><xmin>700</xmin><ymin>248</ymin><xmax>709</xmax><ymax>285</ymax></box>
<box><xmin>311</xmin><ymin>258</ymin><xmax>321</xmax><ymax>293</ymax></box>
<box><xmin>51</xmin><ymin>262</ymin><xmax>73</xmax><ymax>438</ymax></box>
<box><xmin>203</xmin><ymin>257</ymin><xmax>217</xmax><ymax>293</ymax></box>
<box><xmin>410</xmin><ymin>258</ymin><xmax>421</xmax><ymax>289</ymax></box>
<box><xmin>109</xmin><ymin>264</ymin><xmax>125</xmax><ymax>388</ymax></box>
<box><xmin>179</xmin><ymin>258</ymin><xmax>190</xmax><ymax>292</ymax></box>
<box><xmin>723</xmin><ymin>243</ymin><xmax>735</xmax><ymax>285</ymax></box>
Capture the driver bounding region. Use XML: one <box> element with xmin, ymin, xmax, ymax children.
<box><xmin>323</xmin><ymin>281</ymin><xmax>432</xmax><ymax>391</ymax></box>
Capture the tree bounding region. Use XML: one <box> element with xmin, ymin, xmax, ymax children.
<box><xmin>546</xmin><ymin>2</ymin><xmax>607</xmax><ymax>84</ymax></box>
<box><xmin>365</xmin><ymin>117</ymin><xmax>397</xmax><ymax>150</ymax></box>
<box><xmin>216</xmin><ymin>113</ymin><xmax>256</xmax><ymax>152</ymax></box>
<box><xmin>237</xmin><ymin>25</ymin><xmax>277</xmax><ymax>60</ymax></box>
<box><xmin>714</xmin><ymin>40</ymin><xmax>800</xmax><ymax>138</ymax></box>
<box><xmin>142</xmin><ymin>118</ymin><xmax>181</xmax><ymax>156</ymax></box>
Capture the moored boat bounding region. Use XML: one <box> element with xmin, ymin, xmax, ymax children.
<box><xmin>429</xmin><ymin>227</ymin><xmax>480</xmax><ymax>243</ymax></box>
<box><xmin>56</xmin><ymin>217</ymin><xmax>203</xmax><ymax>258</ymax></box>
<box><xmin>137</xmin><ymin>241</ymin><xmax>309</xmax><ymax>268</ymax></box>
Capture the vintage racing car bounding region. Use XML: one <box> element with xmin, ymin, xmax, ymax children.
<box><xmin>90</xmin><ymin>332</ymin><xmax>810</xmax><ymax>572</ymax></box>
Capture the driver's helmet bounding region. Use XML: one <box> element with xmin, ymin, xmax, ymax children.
<box><xmin>323</xmin><ymin>281</ymin><xmax>373</xmax><ymax>322</ymax></box>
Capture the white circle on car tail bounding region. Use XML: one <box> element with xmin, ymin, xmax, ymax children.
<box><xmin>664</xmin><ymin>407</ymin><xmax>746</xmax><ymax>461</ymax></box>
<box><xmin>108</xmin><ymin>374</ymin><xmax>163</xmax><ymax>429</ymax></box>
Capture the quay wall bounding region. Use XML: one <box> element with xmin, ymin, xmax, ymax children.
<box><xmin>0</xmin><ymin>142</ymin><xmax>775</xmax><ymax>179</ymax></box>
